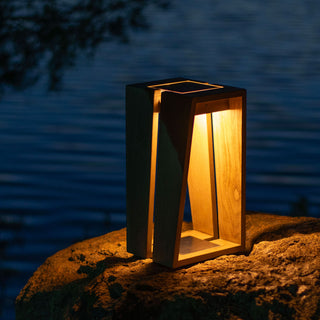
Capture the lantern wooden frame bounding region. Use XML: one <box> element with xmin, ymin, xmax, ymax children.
<box><xmin>126</xmin><ymin>78</ymin><xmax>246</xmax><ymax>268</ymax></box>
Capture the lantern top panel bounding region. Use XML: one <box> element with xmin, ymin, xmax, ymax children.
<box><xmin>127</xmin><ymin>78</ymin><xmax>245</xmax><ymax>101</ymax></box>
<box><xmin>148</xmin><ymin>80</ymin><xmax>223</xmax><ymax>94</ymax></box>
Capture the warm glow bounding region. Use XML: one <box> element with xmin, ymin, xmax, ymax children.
<box><xmin>187</xmin><ymin>113</ymin><xmax>217</xmax><ymax>237</ymax></box>
<box><xmin>147</xmin><ymin>111</ymin><xmax>159</xmax><ymax>257</ymax></box>
<box><xmin>178</xmin><ymin>97</ymin><xmax>244</xmax><ymax>265</ymax></box>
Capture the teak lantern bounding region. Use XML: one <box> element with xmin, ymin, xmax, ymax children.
<box><xmin>126</xmin><ymin>78</ymin><xmax>246</xmax><ymax>268</ymax></box>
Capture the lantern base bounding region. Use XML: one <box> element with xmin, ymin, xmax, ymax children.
<box><xmin>177</xmin><ymin>229</ymin><xmax>241</xmax><ymax>267</ymax></box>
<box><xmin>179</xmin><ymin>236</ymin><xmax>219</xmax><ymax>255</ymax></box>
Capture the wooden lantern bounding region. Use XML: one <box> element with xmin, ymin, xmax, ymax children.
<box><xmin>126</xmin><ymin>78</ymin><xmax>246</xmax><ymax>268</ymax></box>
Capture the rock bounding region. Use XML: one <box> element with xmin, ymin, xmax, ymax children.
<box><xmin>16</xmin><ymin>212</ymin><xmax>320</xmax><ymax>319</ymax></box>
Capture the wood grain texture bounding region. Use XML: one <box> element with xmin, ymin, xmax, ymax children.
<box><xmin>212</xmin><ymin>96</ymin><xmax>244</xmax><ymax>245</ymax></box>
<box><xmin>241</xmin><ymin>94</ymin><xmax>247</xmax><ymax>249</ymax></box>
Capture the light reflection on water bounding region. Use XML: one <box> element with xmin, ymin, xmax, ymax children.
<box><xmin>1</xmin><ymin>0</ymin><xmax>320</xmax><ymax>318</ymax></box>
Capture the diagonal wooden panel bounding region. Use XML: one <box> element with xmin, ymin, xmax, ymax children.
<box><xmin>153</xmin><ymin>93</ymin><xmax>195</xmax><ymax>268</ymax></box>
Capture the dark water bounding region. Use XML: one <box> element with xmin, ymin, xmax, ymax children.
<box><xmin>1</xmin><ymin>0</ymin><xmax>320</xmax><ymax>318</ymax></box>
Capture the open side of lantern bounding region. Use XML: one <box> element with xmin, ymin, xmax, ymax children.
<box><xmin>126</xmin><ymin>79</ymin><xmax>246</xmax><ymax>268</ymax></box>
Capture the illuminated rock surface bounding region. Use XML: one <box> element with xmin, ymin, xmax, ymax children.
<box><xmin>16</xmin><ymin>212</ymin><xmax>320</xmax><ymax>319</ymax></box>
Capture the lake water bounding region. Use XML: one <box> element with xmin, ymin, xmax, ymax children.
<box><xmin>1</xmin><ymin>0</ymin><xmax>320</xmax><ymax>318</ymax></box>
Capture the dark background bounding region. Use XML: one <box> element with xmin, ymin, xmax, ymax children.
<box><xmin>1</xmin><ymin>0</ymin><xmax>320</xmax><ymax>318</ymax></box>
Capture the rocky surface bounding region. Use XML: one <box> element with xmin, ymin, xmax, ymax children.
<box><xmin>16</xmin><ymin>212</ymin><xmax>320</xmax><ymax>319</ymax></box>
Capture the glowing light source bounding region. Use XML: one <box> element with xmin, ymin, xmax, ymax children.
<box><xmin>126</xmin><ymin>78</ymin><xmax>246</xmax><ymax>268</ymax></box>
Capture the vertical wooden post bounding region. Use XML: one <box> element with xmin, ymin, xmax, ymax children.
<box><xmin>126</xmin><ymin>86</ymin><xmax>155</xmax><ymax>258</ymax></box>
<box><xmin>212</xmin><ymin>96</ymin><xmax>245</xmax><ymax>245</ymax></box>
